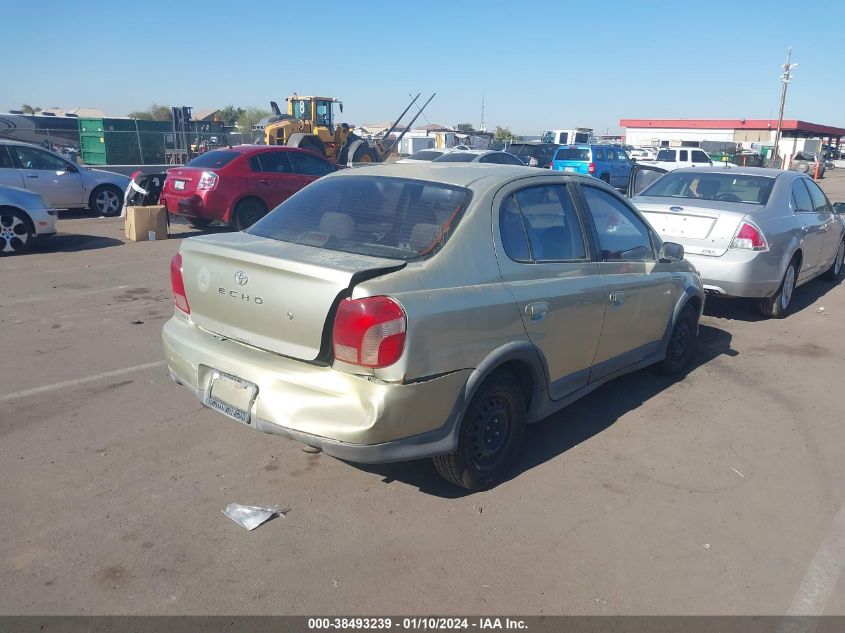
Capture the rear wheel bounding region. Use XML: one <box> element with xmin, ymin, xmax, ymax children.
<box><xmin>433</xmin><ymin>370</ymin><xmax>526</xmax><ymax>491</ymax></box>
<box><xmin>89</xmin><ymin>185</ymin><xmax>123</xmax><ymax>216</ymax></box>
<box><xmin>0</xmin><ymin>208</ymin><xmax>34</xmax><ymax>255</ymax></box>
<box><xmin>657</xmin><ymin>303</ymin><xmax>699</xmax><ymax>374</ymax></box>
<box><xmin>233</xmin><ymin>198</ymin><xmax>266</xmax><ymax>231</ymax></box>
<box><xmin>821</xmin><ymin>239</ymin><xmax>845</xmax><ymax>281</ymax></box>
<box><xmin>187</xmin><ymin>218</ymin><xmax>213</xmax><ymax>229</ymax></box>
<box><xmin>759</xmin><ymin>259</ymin><xmax>798</xmax><ymax>318</ymax></box>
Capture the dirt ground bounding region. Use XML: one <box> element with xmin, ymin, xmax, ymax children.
<box><xmin>2</xmin><ymin>171</ymin><xmax>845</xmax><ymax>615</ymax></box>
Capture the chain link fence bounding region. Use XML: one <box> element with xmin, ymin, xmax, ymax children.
<box><xmin>0</xmin><ymin>121</ymin><xmax>253</xmax><ymax>166</ymax></box>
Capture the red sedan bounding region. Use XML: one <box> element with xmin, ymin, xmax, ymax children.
<box><xmin>160</xmin><ymin>145</ymin><xmax>336</xmax><ymax>230</ymax></box>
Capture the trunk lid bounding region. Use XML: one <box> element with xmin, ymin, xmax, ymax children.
<box><xmin>633</xmin><ymin>196</ymin><xmax>759</xmax><ymax>257</ymax></box>
<box><xmin>180</xmin><ymin>232</ymin><xmax>405</xmax><ymax>360</ymax></box>
<box><xmin>165</xmin><ymin>167</ymin><xmax>205</xmax><ymax>196</ymax></box>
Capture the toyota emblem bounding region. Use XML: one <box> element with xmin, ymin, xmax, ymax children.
<box><xmin>234</xmin><ymin>271</ymin><xmax>249</xmax><ymax>286</ymax></box>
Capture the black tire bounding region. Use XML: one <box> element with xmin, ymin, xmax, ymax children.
<box><xmin>288</xmin><ymin>133</ymin><xmax>327</xmax><ymax>157</ymax></box>
<box><xmin>657</xmin><ymin>303</ymin><xmax>699</xmax><ymax>375</ymax></box>
<box><xmin>433</xmin><ymin>370</ymin><xmax>526</xmax><ymax>491</ymax></box>
<box><xmin>187</xmin><ymin>218</ymin><xmax>213</xmax><ymax>229</ymax></box>
<box><xmin>89</xmin><ymin>185</ymin><xmax>123</xmax><ymax>216</ymax></box>
<box><xmin>599</xmin><ymin>173</ymin><xmax>611</xmax><ymax>183</ymax></box>
<box><xmin>0</xmin><ymin>208</ymin><xmax>34</xmax><ymax>255</ymax></box>
<box><xmin>351</xmin><ymin>144</ymin><xmax>379</xmax><ymax>164</ymax></box>
<box><xmin>821</xmin><ymin>239</ymin><xmax>845</xmax><ymax>281</ymax></box>
<box><xmin>759</xmin><ymin>258</ymin><xmax>798</xmax><ymax>318</ymax></box>
<box><xmin>233</xmin><ymin>198</ymin><xmax>267</xmax><ymax>231</ymax></box>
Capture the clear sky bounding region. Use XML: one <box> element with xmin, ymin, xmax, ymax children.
<box><xmin>3</xmin><ymin>0</ymin><xmax>843</xmax><ymax>135</ymax></box>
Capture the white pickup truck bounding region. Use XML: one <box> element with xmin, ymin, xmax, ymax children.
<box><xmin>640</xmin><ymin>147</ymin><xmax>714</xmax><ymax>171</ymax></box>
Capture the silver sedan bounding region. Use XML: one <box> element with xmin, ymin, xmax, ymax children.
<box><xmin>631</xmin><ymin>166</ymin><xmax>845</xmax><ymax>317</ymax></box>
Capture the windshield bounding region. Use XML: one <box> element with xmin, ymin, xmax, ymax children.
<box><xmin>656</xmin><ymin>149</ymin><xmax>676</xmax><ymax>161</ymax></box>
<box><xmin>248</xmin><ymin>175</ymin><xmax>471</xmax><ymax>260</ymax></box>
<box><xmin>186</xmin><ymin>150</ymin><xmax>240</xmax><ymax>168</ymax></box>
<box><xmin>554</xmin><ymin>148</ymin><xmax>591</xmax><ymax>161</ymax></box>
<box><xmin>432</xmin><ymin>152</ymin><xmax>477</xmax><ymax>163</ymax></box>
<box><xmin>639</xmin><ymin>172</ymin><xmax>775</xmax><ymax>204</ymax></box>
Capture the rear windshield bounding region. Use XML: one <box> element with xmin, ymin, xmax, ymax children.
<box><xmin>408</xmin><ymin>150</ymin><xmax>444</xmax><ymax>161</ymax></box>
<box><xmin>506</xmin><ymin>144</ymin><xmax>548</xmax><ymax>157</ymax></box>
<box><xmin>640</xmin><ymin>172</ymin><xmax>775</xmax><ymax>205</ymax></box>
<box><xmin>656</xmin><ymin>149</ymin><xmax>676</xmax><ymax>161</ymax></box>
<box><xmin>186</xmin><ymin>150</ymin><xmax>240</xmax><ymax>168</ymax></box>
<box><xmin>247</xmin><ymin>176</ymin><xmax>471</xmax><ymax>261</ymax></box>
<box><xmin>433</xmin><ymin>152</ymin><xmax>477</xmax><ymax>162</ymax></box>
<box><xmin>554</xmin><ymin>148</ymin><xmax>590</xmax><ymax>161</ymax></box>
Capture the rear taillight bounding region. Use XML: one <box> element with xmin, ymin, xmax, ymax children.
<box><xmin>170</xmin><ymin>252</ymin><xmax>190</xmax><ymax>314</ymax></box>
<box><xmin>731</xmin><ymin>221</ymin><xmax>768</xmax><ymax>251</ymax></box>
<box><xmin>333</xmin><ymin>296</ymin><xmax>406</xmax><ymax>368</ymax></box>
<box><xmin>197</xmin><ymin>171</ymin><xmax>218</xmax><ymax>191</ymax></box>
<box><xmin>588</xmin><ymin>162</ymin><xmax>596</xmax><ymax>174</ymax></box>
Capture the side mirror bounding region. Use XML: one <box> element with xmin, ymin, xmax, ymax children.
<box><xmin>65</xmin><ymin>163</ymin><xmax>78</xmax><ymax>173</ymax></box>
<box><xmin>834</xmin><ymin>202</ymin><xmax>845</xmax><ymax>214</ymax></box>
<box><xmin>659</xmin><ymin>241</ymin><xmax>684</xmax><ymax>263</ymax></box>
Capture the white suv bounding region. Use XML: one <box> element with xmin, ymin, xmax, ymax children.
<box><xmin>0</xmin><ymin>140</ymin><xmax>130</xmax><ymax>215</ymax></box>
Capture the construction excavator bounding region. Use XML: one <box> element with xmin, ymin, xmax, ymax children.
<box><xmin>258</xmin><ymin>93</ymin><xmax>435</xmax><ymax>165</ymax></box>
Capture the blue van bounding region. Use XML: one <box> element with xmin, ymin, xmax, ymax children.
<box><xmin>550</xmin><ymin>145</ymin><xmax>633</xmax><ymax>189</ymax></box>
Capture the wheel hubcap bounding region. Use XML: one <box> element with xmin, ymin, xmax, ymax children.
<box><xmin>781</xmin><ymin>264</ymin><xmax>796</xmax><ymax>310</ymax></box>
<box><xmin>469</xmin><ymin>397</ymin><xmax>510</xmax><ymax>466</ymax></box>
<box><xmin>97</xmin><ymin>190</ymin><xmax>120</xmax><ymax>214</ymax></box>
<box><xmin>0</xmin><ymin>214</ymin><xmax>29</xmax><ymax>252</ymax></box>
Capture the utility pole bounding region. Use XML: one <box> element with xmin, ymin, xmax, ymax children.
<box><xmin>480</xmin><ymin>92</ymin><xmax>486</xmax><ymax>133</ymax></box>
<box><xmin>772</xmin><ymin>47</ymin><xmax>798</xmax><ymax>168</ymax></box>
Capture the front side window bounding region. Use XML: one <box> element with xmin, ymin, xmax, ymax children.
<box><xmin>594</xmin><ymin>149</ymin><xmax>606</xmax><ymax>161</ymax></box>
<box><xmin>499</xmin><ymin>185</ymin><xmax>587</xmax><ymax>262</ymax></box>
<box><xmin>0</xmin><ymin>146</ymin><xmax>14</xmax><ymax>168</ymax></box>
<box><xmin>288</xmin><ymin>151</ymin><xmax>333</xmax><ymax>176</ymax></box>
<box><xmin>479</xmin><ymin>153</ymin><xmax>501</xmax><ymax>164</ymax></box>
<box><xmin>248</xmin><ymin>176</ymin><xmax>470</xmax><ymax>261</ymax></box>
<box><xmin>791</xmin><ymin>180</ymin><xmax>814</xmax><ymax>213</ymax></box>
<box><xmin>12</xmin><ymin>146</ymin><xmax>68</xmax><ymax>171</ymax></box>
<box><xmin>691</xmin><ymin>150</ymin><xmax>710</xmax><ymax>163</ymax></box>
<box><xmin>581</xmin><ymin>186</ymin><xmax>654</xmax><ymax>262</ymax></box>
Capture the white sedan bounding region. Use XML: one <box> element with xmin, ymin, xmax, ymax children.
<box><xmin>0</xmin><ymin>140</ymin><xmax>130</xmax><ymax>216</ymax></box>
<box><xmin>0</xmin><ymin>185</ymin><xmax>57</xmax><ymax>254</ymax></box>
<box><xmin>432</xmin><ymin>150</ymin><xmax>526</xmax><ymax>165</ymax></box>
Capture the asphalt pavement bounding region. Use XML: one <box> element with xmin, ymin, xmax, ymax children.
<box><xmin>2</xmin><ymin>172</ymin><xmax>845</xmax><ymax>615</ymax></box>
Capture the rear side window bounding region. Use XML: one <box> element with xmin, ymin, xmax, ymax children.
<box><xmin>499</xmin><ymin>152</ymin><xmax>524</xmax><ymax>166</ymax></box>
<box><xmin>499</xmin><ymin>184</ymin><xmax>587</xmax><ymax>262</ymax></box>
<box><xmin>791</xmin><ymin>180</ymin><xmax>814</xmax><ymax>213</ymax></box>
<box><xmin>288</xmin><ymin>151</ymin><xmax>334</xmax><ymax>176</ymax></box>
<box><xmin>679</xmin><ymin>150</ymin><xmax>689</xmax><ymax>162</ymax></box>
<box><xmin>804</xmin><ymin>179</ymin><xmax>831</xmax><ymax>213</ymax></box>
<box><xmin>251</xmin><ymin>151</ymin><xmax>292</xmax><ymax>173</ymax></box>
<box><xmin>581</xmin><ymin>186</ymin><xmax>654</xmax><ymax>262</ymax></box>
<box><xmin>555</xmin><ymin>147</ymin><xmax>590</xmax><ymax>161</ymax></box>
<box><xmin>0</xmin><ymin>146</ymin><xmax>13</xmax><ymax>168</ymax></box>
<box><xmin>187</xmin><ymin>150</ymin><xmax>240</xmax><ymax>168</ymax></box>
<box><xmin>479</xmin><ymin>153</ymin><xmax>501</xmax><ymax>164</ymax></box>
<box><xmin>248</xmin><ymin>175</ymin><xmax>470</xmax><ymax>261</ymax></box>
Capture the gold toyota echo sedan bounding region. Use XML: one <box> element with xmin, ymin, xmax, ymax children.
<box><xmin>163</xmin><ymin>163</ymin><xmax>705</xmax><ymax>490</ymax></box>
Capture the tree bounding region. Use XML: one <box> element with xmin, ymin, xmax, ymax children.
<box><xmin>127</xmin><ymin>104</ymin><xmax>172</xmax><ymax>121</ymax></box>
<box><xmin>454</xmin><ymin>123</ymin><xmax>475</xmax><ymax>133</ymax></box>
<box><xmin>236</xmin><ymin>107</ymin><xmax>272</xmax><ymax>133</ymax></box>
<box><xmin>219</xmin><ymin>105</ymin><xmax>246</xmax><ymax>127</ymax></box>
<box><xmin>20</xmin><ymin>104</ymin><xmax>42</xmax><ymax>114</ymax></box>
<box><xmin>494</xmin><ymin>126</ymin><xmax>518</xmax><ymax>142</ymax></box>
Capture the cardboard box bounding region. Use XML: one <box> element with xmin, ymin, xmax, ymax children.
<box><xmin>125</xmin><ymin>205</ymin><xmax>168</xmax><ymax>242</ymax></box>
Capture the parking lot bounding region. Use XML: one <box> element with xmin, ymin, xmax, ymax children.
<box><xmin>1</xmin><ymin>171</ymin><xmax>845</xmax><ymax>615</ymax></box>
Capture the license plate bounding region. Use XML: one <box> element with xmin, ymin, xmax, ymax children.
<box><xmin>564</xmin><ymin>167</ymin><xmax>575</xmax><ymax>172</ymax></box>
<box><xmin>204</xmin><ymin>371</ymin><xmax>257</xmax><ymax>424</ymax></box>
<box><xmin>174</xmin><ymin>180</ymin><xmax>186</xmax><ymax>190</ymax></box>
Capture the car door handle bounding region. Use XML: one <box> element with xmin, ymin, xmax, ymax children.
<box><xmin>258</xmin><ymin>178</ymin><xmax>270</xmax><ymax>185</ymax></box>
<box><xmin>525</xmin><ymin>302</ymin><xmax>548</xmax><ymax>321</ymax></box>
<box><xmin>26</xmin><ymin>174</ymin><xmax>38</xmax><ymax>179</ymax></box>
<box><xmin>609</xmin><ymin>291</ymin><xmax>626</xmax><ymax>306</ymax></box>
